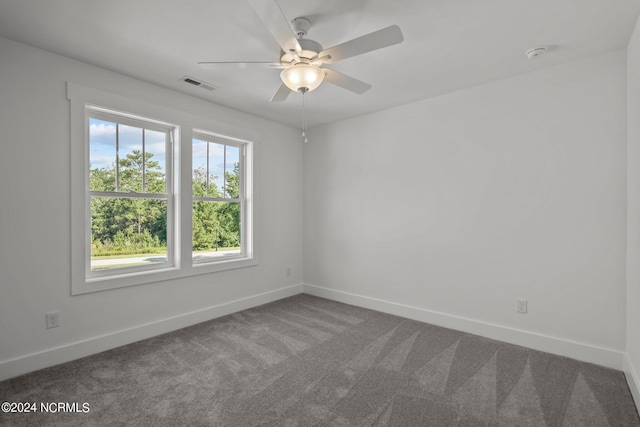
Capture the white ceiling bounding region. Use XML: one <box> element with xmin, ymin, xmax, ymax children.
<box><xmin>0</xmin><ymin>0</ymin><xmax>638</xmax><ymax>129</ymax></box>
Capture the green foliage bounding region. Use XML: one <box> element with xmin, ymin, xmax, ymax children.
<box><xmin>192</xmin><ymin>201</ymin><xmax>240</xmax><ymax>250</ymax></box>
<box><xmin>191</xmin><ymin>162</ymin><xmax>241</xmax><ymax>251</ymax></box>
<box><xmin>90</xmin><ymin>151</ymin><xmax>241</xmax><ymax>257</ymax></box>
<box><xmin>91</xmin><ymin>150</ymin><xmax>168</xmax><ymax>256</ymax></box>
<box><xmin>92</xmin><ymin>229</ymin><xmax>165</xmax><ymax>257</ymax></box>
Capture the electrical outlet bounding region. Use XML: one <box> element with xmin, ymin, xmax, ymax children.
<box><xmin>286</xmin><ymin>267</ymin><xmax>291</xmax><ymax>277</ymax></box>
<box><xmin>517</xmin><ymin>299</ymin><xmax>528</xmax><ymax>314</ymax></box>
<box><xmin>46</xmin><ymin>311</ymin><xmax>60</xmax><ymax>329</ymax></box>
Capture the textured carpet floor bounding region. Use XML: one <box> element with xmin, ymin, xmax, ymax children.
<box><xmin>0</xmin><ymin>294</ymin><xmax>638</xmax><ymax>426</ymax></box>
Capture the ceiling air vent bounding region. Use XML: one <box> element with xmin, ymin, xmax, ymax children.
<box><xmin>181</xmin><ymin>76</ymin><xmax>218</xmax><ymax>91</ymax></box>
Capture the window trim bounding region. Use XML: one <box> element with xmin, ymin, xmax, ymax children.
<box><xmin>68</xmin><ymin>82</ymin><xmax>258</xmax><ymax>295</ymax></box>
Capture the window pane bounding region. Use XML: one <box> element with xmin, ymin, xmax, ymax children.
<box><xmin>89</xmin><ymin>118</ymin><xmax>117</xmax><ymax>192</ymax></box>
<box><xmin>192</xmin><ymin>139</ymin><xmax>208</xmax><ymax>197</ymax></box>
<box><xmin>144</xmin><ymin>129</ymin><xmax>167</xmax><ymax>194</ymax></box>
<box><xmin>118</xmin><ymin>124</ymin><xmax>143</xmax><ymax>192</ymax></box>
<box><xmin>192</xmin><ymin>201</ymin><xmax>241</xmax><ymax>262</ymax></box>
<box><xmin>209</xmin><ymin>142</ymin><xmax>225</xmax><ymax>197</ymax></box>
<box><xmin>91</xmin><ymin>196</ymin><xmax>168</xmax><ymax>270</ymax></box>
<box><xmin>225</xmin><ymin>145</ymin><xmax>240</xmax><ymax>198</ymax></box>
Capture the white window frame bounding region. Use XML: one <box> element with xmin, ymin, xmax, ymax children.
<box><xmin>86</xmin><ymin>108</ymin><xmax>178</xmax><ymax>281</ymax></box>
<box><xmin>69</xmin><ymin>82</ymin><xmax>258</xmax><ymax>295</ymax></box>
<box><xmin>192</xmin><ymin>131</ymin><xmax>253</xmax><ymax>266</ymax></box>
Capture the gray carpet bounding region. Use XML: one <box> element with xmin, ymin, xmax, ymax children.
<box><xmin>0</xmin><ymin>294</ymin><xmax>638</xmax><ymax>426</ymax></box>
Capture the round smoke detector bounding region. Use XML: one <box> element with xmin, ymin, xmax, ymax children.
<box><xmin>525</xmin><ymin>47</ymin><xmax>548</xmax><ymax>59</ymax></box>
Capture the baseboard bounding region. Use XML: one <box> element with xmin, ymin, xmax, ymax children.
<box><xmin>2</xmin><ymin>282</ymin><xmax>626</xmax><ymax>382</ymax></box>
<box><xmin>624</xmin><ymin>353</ymin><xmax>640</xmax><ymax>410</ymax></box>
<box><xmin>0</xmin><ymin>283</ymin><xmax>303</xmax><ymax>382</ymax></box>
<box><xmin>303</xmin><ymin>283</ymin><xmax>623</xmax><ymax>370</ymax></box>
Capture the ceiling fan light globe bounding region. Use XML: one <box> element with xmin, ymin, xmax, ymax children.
<box><xmin>281</xmin><ymin>63</ymin><xmax>324</xmax><ymax>93</ymax></box>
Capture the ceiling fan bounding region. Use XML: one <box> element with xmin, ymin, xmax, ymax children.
<box><xmin>198</xmin><ymin>0</ymin><xmax>404</xmax><ymax>102</ymax></box>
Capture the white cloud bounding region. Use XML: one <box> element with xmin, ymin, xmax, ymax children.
<box><xmin>89</xmin><ymin>122</ymin><xmax>116</xmax><ymax>137</ymax></box>
<box><xmin>89</xmin><ymin>153</ymin><xmax>114</xmax><ymax>169</ymax></box>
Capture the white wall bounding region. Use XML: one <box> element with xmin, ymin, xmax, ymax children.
<box><xmin>304</xmin><ymin>50</ymin><xmax>628</xmax><ymax>368</ymax></box>
<box><xmin>0</xmin><ymin>36</ymin><xmax>304</xmax><ymax>380</ymax></box>
<box><xmin>626</xmin><ymin>14</ymin><xmax>640</xmax><ymax>407</ymax></box>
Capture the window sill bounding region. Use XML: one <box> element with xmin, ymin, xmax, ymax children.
<box><xmin>72</xmin><ymin>256</ymin><xmax>258</xmax><ymax>295</ymax></box>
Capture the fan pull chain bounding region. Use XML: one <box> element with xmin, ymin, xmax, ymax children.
<box><xmin>302</xmin><ymin>90</ymin><xmax>308</xmax><ymax>143</ymax></box>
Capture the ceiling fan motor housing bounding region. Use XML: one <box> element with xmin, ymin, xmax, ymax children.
<box><xmin>281</xmin><ymin>38</ymin><xmax>323</xmax><ymax>63</ymax></box>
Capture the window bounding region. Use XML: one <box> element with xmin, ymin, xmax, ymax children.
<box><xmin>88</xmin><ymin>109</ymin><xmax>175</xmax><ymax>275</ymax></box>
<box><xmin>69</xmin><ymin>83</ymin><xmax>256</xmax><ymax>295</ymax></box>
<box><xmin>192</xmin><ymin>133</ymin><xmax>247</xmax><ymax>264</ymax></box>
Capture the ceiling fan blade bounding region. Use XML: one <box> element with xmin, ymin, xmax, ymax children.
<box><xmin>270</xmin><ymin>83</ymin><xmax>291</xmax><ymax>102</ymax></box>
<box><xmin>322</xmin><ymin>68</ymin><xmax>371</xmax><ymax>94</ymax></box>
<box><xmin>319</xmin><ymin>25</ymin><xmax>404</xmax><ymax>64</ymax></box>
<box><xmin>198</xmin><ymin>61</ymin><xmax>284</xmax><ymax>69</ymax></box>
<box><xmin>248</xmin><ymin>0</ymin><xmax>301</xmax><ymax>56</ymax></box>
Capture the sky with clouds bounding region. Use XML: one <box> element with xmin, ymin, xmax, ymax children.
<box><xmin>89</xmin><ymin>118</ymin><xmax>240</xmax><ymax>196</ymax></box>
